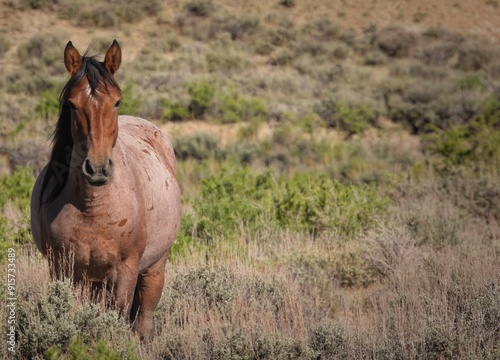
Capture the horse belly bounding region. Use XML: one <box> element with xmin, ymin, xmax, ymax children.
<box><xmin>132</xmin><ymin>153</ymin><xmax>181</xmax><ymax>273</ymax></box>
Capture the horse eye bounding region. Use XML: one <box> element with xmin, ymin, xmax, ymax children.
<box><xmin>115</xmin><ymin>99</ymin><xmax>122</xmax><ymax>108</ymax></box>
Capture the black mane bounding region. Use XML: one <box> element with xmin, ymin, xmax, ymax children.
<box><xmin>40</xmin><ymin>53</ymin><xmax>121</xmax><ymax>205</ymax></box>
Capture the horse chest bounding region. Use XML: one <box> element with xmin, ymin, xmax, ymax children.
<box><xmin>48</xmin><ymin>206</ymin><xmax>141</xmax><ymax>273</ymax></box>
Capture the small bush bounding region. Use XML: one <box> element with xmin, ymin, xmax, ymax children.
<box><xmin>309</xmin><ymin>322</ymin><xmax>348</xmax><ymax>358</ymax></box>
<box><xmin>61</xmin><ymin>0</ymin><xmax>162</xmax><ymax>27</ymax></box>
<box><xmin>424</xmin><ymin>95</ymin><xmax>500</xmax><ymax>169</ymax></box>
<box><xmin>456</xmin><ymin>41</ymin><xmax>494</xmax><ymax>71</ymax></box>
<box><xmin>9</xmin><ymin>0</ymin><xmax>57</xmax><ymax>10</ymax></box>
<box><xmin>384</xmin><ymin>76</ymin><xmax>486</xmax><ymax>134</ymax></box>
<box><xmin>119</xmin><ymin>84</ymin><xmax>143</xmax><ymax>116</ymax></box>
<box><xmin>215</xmin><ymin>86</ymin><xmax>268</xmax><ymax>123</ymax></box>
<box><xmin>224</xmin><ymin>140</ymin><xmax>262</xmax><ymax>164</ymax></box>
<box><xmin>17</xmin><ymin>33</ymin><xmax>65</xmax><ymax>70</ymax></box>
<box><xmin>0</xmin><ymin>36</ymin><xmax>10</xmax><ymax>59</ymax></box>
<box><xmin>280</xmin><ymin>0</ymin><xmax>296</xmax><ymax>7</ymax></box>
<box><xmin>35</xmin><ymin>87</ymin><xmax>60</xmax><ymax>120</ymax></box>
<box><xmin>205</xmin><ymin>48</ymin><xmax>249</xmax><ymax>72</ymax></box>
<box><xmin>315</xmin><ymin>99</ymin><xmax>378</xmax><ymax>135</ymax></box>
<box><xmin>173</xmin><ymin>133</ymin><xmax>221</xmax><ymax>161</ymax></box>
<box><xmin>0</xmin><ymin>166</ymin><xmax>34</xmax><ymax>211</ymax></box>
<box><xmin>210</xmin><ymin>14</ymin><xmax>260</xmax><ymax>40</ymax></box>
<box><xmin>273</xmin><ymin>173</ymin><xmax>388</xmax><ymax>235</ymax></box>
<box><xmin>184</xmin><ymin>0</ymin><xmax>215</xmax><ymax>17</ymax></box>
<box><xmin>0</xmin><ymin>216</ymin><xmax>31</xmax><ymax>260</ymax></box>
<box><xmin>162</xmin><ymin>100</ymin><xmax>190</xmax><ymax>122</ymax></box>
<box><xmin>187</xmin><ymin>165</ymin><xmax>389</xmax><ymax>244</ymax></box>
<box><xmin>18</xmin><ymin>280</ymin><xmax>77</xmax><ymax>358</ymax></box>
<box><xmin>457</xmin><ymin>72</ymin><xmax>486</xmax><ymax>91</ymax></box>
<box><xmin>268</xmin><ymin>48</ymin><xmax>295</xmax><ymax>67</ymax></box>
<box><xmin>303</xmin><ymin>16</ymin><xmax>339</xmax><ymax>42</ymax></box>
<box><xmin>46</xmin><ymin>336</ymin><xmax>137</xmax><ymax>360</ymax></box>
<box><xmin>17</xmin><ymin>280</ymin><xmax>135</xmax><ymax>359</ymax></box>
<box><xmin>188</xmin><ymin>80</ymin><xmax>215</xmax><ymax>119</ymax></box>
<box><xmin>191</xmin><ymin>167</ymin><xmax>274</xmax><ymax>242</ymax></box>
<box><xmin>419</xmin><ymin>42</ymin><xmax>457</xmax><ymax>66</ymax></box>
<box><xmin>363</xmin><ymin>50</ymin><xmax>388</xmax><ymax>66</ymax></box>
<box><xmin>374</xmin><ymin>27</ymin><xmax>416</xmax><ymax>58</ymax></box>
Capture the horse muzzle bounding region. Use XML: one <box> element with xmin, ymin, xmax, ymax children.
<box><xmin>82</xmin><ymin>157</ymin><xmax>114</xmax><ymax>186</ymax></box>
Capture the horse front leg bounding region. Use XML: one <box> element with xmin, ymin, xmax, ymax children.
<box><xmin>131</xmin><ymin>253</ymin><xmax>168</xmax><ymax>341</ymax></box>
<box><xmin>112</xmin><ymin>258</ymin><xmax>139</xmax><ymax>321</ymax></box>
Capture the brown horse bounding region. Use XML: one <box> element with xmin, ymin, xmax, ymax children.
<box><xmin>30</xmin><ymin>40</ymin><xmax>181</xmax><ymax>340</ymax></box>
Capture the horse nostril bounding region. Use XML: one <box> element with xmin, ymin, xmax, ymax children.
<box><xmin>103</xmin><ymin>159</ymin><xmax>113</xmax><ymax>177</ymax></box>
<box><xmin>83</xmin><ymin>158</ymin><xmax>95</xmax><ymax>176</ymax></box>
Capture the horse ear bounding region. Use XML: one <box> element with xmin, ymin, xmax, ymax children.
<box><xmin>64</xmin><ymin>41</ymin><xmax>82</xmax><ymax>75</ymax></box>
<box><xmin>104</xmin><ymin>39</ymin><xmax>121</xmax><ymax>75</ymax></box>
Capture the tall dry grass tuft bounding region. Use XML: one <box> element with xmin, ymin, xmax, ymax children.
<box><xmin>150</xmin><ymin>262</ymin><xmax>314</xmax><ymax>359</ymax></box>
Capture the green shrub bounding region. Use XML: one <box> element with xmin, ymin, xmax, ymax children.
<box><xmin>173</xmin><ymin>133</ymin><xmax>221</xmax><ymax>161</ymax></box>
<box><xmin>162</xmin><ymin>100</ymin><xmax>190</xmax><ymax>122</ymax></box>
<box><xmin>17</xmin><ymin>280</ymin><xmax>135</xmax><ymax>359</ymax></box>
<box><xmin>206</xmin><ymin>48</ymin><xmax>249</xmax><ymax>72</ymax></box>
<box><xmin>188</xmin><ymin>80</ymin><xmax>215</xmax><ymax>119</ymax></box>
<box><xmin>186</xmin><ymin>166</ymin><xmax>388</xmax><ymax>244</ymax></box>
<box><xmin>424</xmin><ymin>95</ymin><xmax>500</xmax><ymax>169</ymax></box>
<box><xmin>46</xmin><ymin>336</ymin><xmax>137</xmax><ymax>360</ymax></box>
<box><xmin>273</xmin><ymin>173</ymin><xmax>388</xmax><ymax>235</ymax></box>
<box><xmin>457</xmin><ymin>72</ymin><xmax>486</xmax><ymax>90</ymax></box>
<box><xmin>309</xmin><ymin>322</ymin><xmax>347</xmax><ymax>358</ymax></box>
<box><xmin>162</xmin><ymin>266</ymin><xmax>285</xmax><ymax>319</ymax></box>
<box><xmin>191</xmin><ymin>167</ymin><xmax>274</xmax><ymax>242</ymax></box>
<box><xmin>384</xmin><ymin>78</ymin><xmax>486</xmax><ymax>134</ymax></box>
<box><xmin>336</xmin><ymin>102</ymin><xmax>378</xmax><ymax>135</ymax></box>
<box><xmin>35</xmin><ymin>87</ymin><xmax>60</xmax><ymax>120</ymax></box>
<box><xmin>224</xmin><ymin>140</ymin><xmax>262</xmax><ymax>164</ymax></box>
<box><xmin>119</xmin><ymin>84</ymin><xmax>143</xmax><ymax>116</ymax></box>
<box><xmin>167</xmin><ymin>267</ymin><xmax>238</xmax><ymax>310</ymax></box>
<box><xmin>0</xmin><ymin>166</ymin><xmax>34</xmax><ymax>210</ymax></box>
<box><xmin>0</xmin><ymin>217</ymin><xmax>17</xmax><ymax>259</ymax></box>
<box><xmin>0</xmin><ymin>214</ymin><xmax>31</xmax><ymax>257</ymax></box>
<box><xmin>170</xmin><ymin>214</ymin><xmax>208</xmax><ymax>260</ymax></box>
<box><xmin>315</xmin><ymin>99</ymin><xmax>378</xmax><ymax>135</ymax></box>
<box><xmin>18</xmin><ymin>280</ymin><xmax>77</xmax><ymax>358</ymax></box>
<box><xmin>215</xmin><ymin>86</ymin><xmax>268</xmax><ymax>123</ymax></box>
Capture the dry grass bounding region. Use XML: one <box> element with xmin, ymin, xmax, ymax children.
<box><xmin>2</xmin><ymin>191</ymin><xmax>499</xmax><ymax>358</ymax></box>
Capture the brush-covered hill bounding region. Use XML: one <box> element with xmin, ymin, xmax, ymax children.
<box><xmin>0</xmin><ymin>1</ymin><xmax>499</xmax><ymax>359</ymax></box>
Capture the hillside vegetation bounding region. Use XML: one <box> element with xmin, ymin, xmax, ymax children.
<box><xmin>0</xmin><ymin>0</ymin><xmax>499</xmax><ymax>359</ymax></box>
